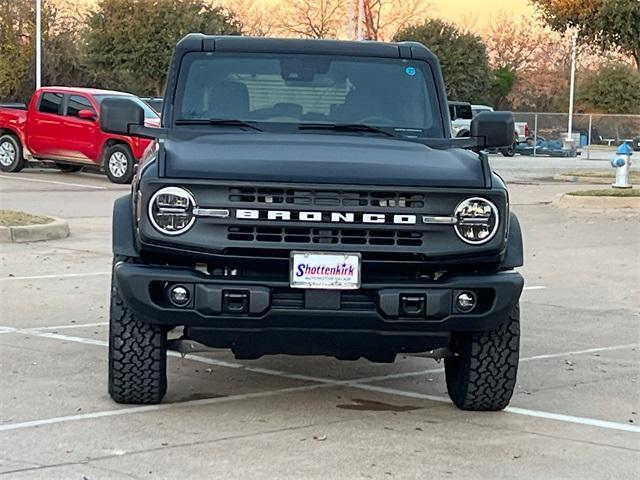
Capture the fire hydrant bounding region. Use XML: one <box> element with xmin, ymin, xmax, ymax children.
<box><xmin>611</xmin><ymin>143</ymin><xmax>633</xmax><ymax>189</ymax></box>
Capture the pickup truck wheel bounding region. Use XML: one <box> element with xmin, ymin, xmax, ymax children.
<box><xmin>55</xmin><ymin>162</ymin><xmax>82</xmax><ymax>173</ymax></box>
<box><xmin>501</xmin><ymin>135</ymin><xmax>518</xmax><ymax>157</ymax></box>
<box><xmin>444</xmin><ymin>303</ymin><xmax>520</xmax><ymax>411</ymax></box>
<box><xmin>0</xmin><ymin>134</ymin><xmax>25</xmax><ymax>172</ymax></box>
<box><xmin>109</xmin><ymin>256</ymin><xmax>167</xmax><ymax>404</ymax></box>
<box><xmin>105</xmin><ymin>145</ymin><xmax>134</xmax><ymax>184</ymax></box>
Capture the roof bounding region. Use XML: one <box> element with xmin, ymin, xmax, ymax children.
<box><xmin>39</xmin><ymin>86</ymin><xmax>133</xmax><ymax>96</ymax></box>
<box><xmin>175</xmin><ymin>34</ymin><xmax>438</xmax><ymax>63</ymax></box>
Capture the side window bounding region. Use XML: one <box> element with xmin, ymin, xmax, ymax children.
<box><xmin>67</xmin><ymin>95</ymin><xmax>94</xmax><ymax>118</ymax></box>
<box><xmin>38</xmin><ymin>92</ymin><xmax>63</xmax><ymax>114</ymax></box>
<box><xmin>458</xmin><ymin>104</ymin><xmax>473</xmax><ymax>120</ymax></box>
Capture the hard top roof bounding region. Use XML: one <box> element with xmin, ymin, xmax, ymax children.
<box><xmin>175</xmin><ymin>34</ymin><xmax>438</xmax><ymax>63</ymax></box>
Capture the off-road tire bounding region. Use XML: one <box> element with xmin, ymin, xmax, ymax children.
<box><xmin>109</xmin><ymin>255</ymin><xmax>167</xmax><ymax>404</ymax></box>
<box><xmin>444</xmin><ymin>303</ymin><xmax>520</xmax><ymax>411</ymax></box>
<box><xmin>0</xmin><ymin>134</ymin><xmax>25</xmax><ymax>172</ymax></box>
<box><xmin>55</xmin><ymin>162</ymin><xmax>82</xmax><ymax>173</ymax></box>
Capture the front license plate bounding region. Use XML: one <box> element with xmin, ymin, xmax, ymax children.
<box><xmin>290</xmin><ymin>252</ymin><xmax>361</xmax><ymax>290</ymax></box>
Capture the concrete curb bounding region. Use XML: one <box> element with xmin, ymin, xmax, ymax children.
<box><xmin>0</xmin><ymin>217</ymin><xmax>70</xmax><ymax>243</ymax></box>
<box><xmin>553</xmin><ymin>174</ymin><xmax>612</xmax><ymax>184</ymax></box>
<box><xmin>557</xmin><ymin>193</ymin><xmax>640</xmax><ymax>209</ymax></box>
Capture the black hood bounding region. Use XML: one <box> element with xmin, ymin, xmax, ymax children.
<box><xmin>161</xmin><ymin>131</ymin><xmax>487</xmax><ymax>188</ymax></box>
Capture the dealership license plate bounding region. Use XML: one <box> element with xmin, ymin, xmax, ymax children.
<box><xmin>290</xmin><ymin>252</ymin><xmax>361</xmax><ymax>290</ymax></box>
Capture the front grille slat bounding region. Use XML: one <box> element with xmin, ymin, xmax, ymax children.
<box><xmin>228</xmin><ymin>187</ymin><xmax>424</xmax><ymax>208</ymax></box>
<box><xmin>227</xmin><ymin>226</ymin><xmax>423</xmax><ymax>246</ymax></box>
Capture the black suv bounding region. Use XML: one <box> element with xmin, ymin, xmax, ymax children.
<box><xmin>102</xmin><ymin>35</ymin><xmax>524</xmax><ymax>411</ymax></box>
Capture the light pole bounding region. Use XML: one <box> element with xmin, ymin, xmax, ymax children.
<box><xmin>566</xmin><ymin>30</ymin><xmax>578</xmax><ymax>142</ymax></box>
<box><xmin>348</xmin><ymin>0</ymin><xmax>354</xmax><ymax>40</ymax></box>
<box><xmin>357</xmin><ymin>0</ymin><xmax>364</xmax><ymax>40</ymax></box>
<box><xmin>35</xmin><ymin>0</ymin><xmax>42</xmax><ymax>89</ymax></box>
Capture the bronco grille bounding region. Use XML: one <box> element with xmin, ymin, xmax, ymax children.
<box><xmin>227</xmin><ymin>226</ymin><xmax>423</xmax><ymax>246</ymax></box>
<box><xmin>228</xmin><ymin>187</ymin><xmax>424</xmax><ymax>208</ymax></box>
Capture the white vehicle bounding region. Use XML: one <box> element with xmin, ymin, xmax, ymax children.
<box><xmin>449</xmin><ymin>102</ymin><xmax>528</xmax><ymax>157</ymax></box>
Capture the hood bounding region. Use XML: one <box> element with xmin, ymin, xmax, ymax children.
<box><xmin>161</xmin><ymin>131</ymin><xmax>486</xmax><ymax>188</ymax></box>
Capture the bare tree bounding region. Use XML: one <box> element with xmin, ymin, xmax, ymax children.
<box><xmin>280</xmin><ymin>0</ymin><xmax>343</xmax><ymax>39</ymax></box>
<box><xmin>361</xmin><ymin>0</ymin><xmax>428</xmax><ymax>41</ymax></box>
<box><xmin>229</xmin><ymin>0</ymin><xmax>282</xmax><ymax>37</ymax></box>
<box><xmin>483</xmin><ymin>14</ymin><xmax>573</xmax><ymax>111</ymax></box>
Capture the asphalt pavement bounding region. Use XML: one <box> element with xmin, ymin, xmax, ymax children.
<box><xmin>0</xmin><ymin>159</ymin><xmax>638</xmax><ymax>479</ymax></box>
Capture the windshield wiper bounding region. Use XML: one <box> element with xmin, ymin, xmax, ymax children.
<box><xmin>175</xmin><ymin>118</ymin><xmax>262</xmax><ymax>131</ymax></box>
<box><xmin>298</xmin><ymin>123</ymin><xmax>394</xmax><ymax>137</ymax></box>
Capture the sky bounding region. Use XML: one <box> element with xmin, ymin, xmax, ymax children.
<box><xmin>61</xmin><ymin>0</ymin><xmax>538</xmax><ymax>33</ymax></box>
<box><xmin>428</xmin><ymin>0</ymin><xmax>536</xmax><ymax>30</ymax></box>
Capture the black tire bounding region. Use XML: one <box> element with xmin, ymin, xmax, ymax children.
<box><xmin>0</xmin><ymin>134</ymin><xmax>25</xmax><ymax>172</ymax></box>
<box><xmin>444</xmin><ymin>303</ymin><xmax>520</xmax><ymax>411</ymax></box>
<box><xmin>501</xmin><ymin>135</ymin><xmax>518</xmax><ymax>157</ymax></box>
<box><xmin>109</xmin><ymin>256</ymin><xmax>167</xmax><ymax>404</ymax></box>
<box><xmin>55</xmin><ymin>162</ymin><xmax>82</xmax><ymax>173</ymax></box>
<box><xmin>104</xmin><ymin>144</ymin><xmax>135</xmax><ymax>184</ymax></box>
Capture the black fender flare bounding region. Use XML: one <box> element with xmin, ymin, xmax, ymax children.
<box><xmin>112</xmin><ymin>194</ymin><xmax>138</xmax><ymax>258</ymax></box>
<box><xmin>501</xmin><ymin>212</ymin><xmax>524</xmax><ymax>269</ymax></box>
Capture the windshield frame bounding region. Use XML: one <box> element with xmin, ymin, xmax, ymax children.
<box><xmin>171</xmin><ymin>52</ymin><xmax>447</xmax><ymax>138</ymax></box>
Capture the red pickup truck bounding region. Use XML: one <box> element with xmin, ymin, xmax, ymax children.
<box><xmin>0</xmin><ymin>87</ymin><xmax>159</xmax><ymax>183</ymax></box>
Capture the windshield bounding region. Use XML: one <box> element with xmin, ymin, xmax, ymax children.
<box><xmin>95</xmin><ymin>94</ymin><xmax>159</xmax><ymax>120</ymax></box>
<box><xmin>472</xmin><ymin>107</ymin><xmax>492</xmax><ymax>117</ymax></box>
<box><xmin>174</xmin><ymin>52</ymin><xmax>445</xmax><ymax>137</ymax></box>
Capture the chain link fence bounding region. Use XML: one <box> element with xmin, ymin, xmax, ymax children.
<box><xmin>512</xmin><ymin>113</ymin><xmax>640</xmax><ymax>159</ymax></box>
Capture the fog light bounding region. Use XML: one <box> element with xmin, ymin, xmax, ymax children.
<box><xmin>456</xmin><ymin>291</ymin><xmax>476</xmax><ymax>312</ymax></box>
<box><xmin>169</xmin><ymin>285</ymin><xmax>190</xmax><ymax>306</ymax></box>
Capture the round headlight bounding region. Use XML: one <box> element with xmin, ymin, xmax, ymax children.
<box><xmin>454</xmin><ymin>197</ymin><xmax>499</xmax><ymax>245</ymax></box>
<box><xmin>148</xmin><ymin>186</ymin><xmax>196</xmax><ymax>235</ymax></box>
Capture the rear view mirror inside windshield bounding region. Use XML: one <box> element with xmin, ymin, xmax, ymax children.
<box><xmin>280</xmin><ymin>57</ymin><xmax>331</xmax><ymax>82</ymax></box>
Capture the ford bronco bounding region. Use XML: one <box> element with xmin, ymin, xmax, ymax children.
<box><xmin>102</xmin><ymin>35</ymin><xmax>524</xmax><ymax>410</ymax></box>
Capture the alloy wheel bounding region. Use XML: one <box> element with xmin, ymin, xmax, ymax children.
<box><xmin>108</xmin><ymin>151</ymin><xmax>128</xmax><ymax>178</ymax></box>
<box><xmin>0</xmin><ymin>141</ymin><xmax>16</xmax><ymax>167</ymax></box>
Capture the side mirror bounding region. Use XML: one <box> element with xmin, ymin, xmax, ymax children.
<box><xmin>100</xmin><ymin>97</ymin><xmax>144</xmax><ymax>135</ymax></box>
<box><xmin>470</xmin><ymin>111</ymin><xmax>515</xmax><ymax>149</ymax></box>
<box><xmin>78</xmin><ymin>109</ymin><xmax>96</xmax><ymax>120</ymax></box>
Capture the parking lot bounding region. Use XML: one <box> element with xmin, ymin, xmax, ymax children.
<box><xmin>0</xmin><ymin>156</ymin><xmax>638</xmax><ymax>479</ymax></box>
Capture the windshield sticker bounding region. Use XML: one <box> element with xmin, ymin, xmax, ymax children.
<box><xmin>405</xmin><ymin>66</ymin><xmax>416</xmax><ymax>76</ymax></box>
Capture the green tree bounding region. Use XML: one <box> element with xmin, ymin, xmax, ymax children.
<box><xmin>488</xmin><ymin>67</ymin><xmax>517</xmax><ymax>110</ymax></box>
<box><xmin>532</xmin><ymin>0</ymin><xmax>640</xmax><ymax>71</ymax></box>
<box><xmin>394</xmin><ymin>19</ymin><xmax>491</xmax><ymax>102</ymax></box>
<box><xmin>85</xmin><ymin>0</ymin><xmax>241</xmax><ymax>96</ymax></box>
<box><xmin>0</xmin><ymin>0</ymin><xmax>32</xmax><ymax>101</ymax></box>
<box><xmin>0</xmin><ymin>0</ymin><xmax>89</xmax><ymax>103</ymax></box>
<box><xmin>577</xmin><ymin>64</ymin><xmax>640</xmax><ymax>114</ymax></box>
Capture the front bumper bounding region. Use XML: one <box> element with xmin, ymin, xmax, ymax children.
<box><xmin>114</xmin><ymin>262</ymin><xmax>523</xmax><ymax>335</ymax></box>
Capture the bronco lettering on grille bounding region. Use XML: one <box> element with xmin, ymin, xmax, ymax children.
<box><xmin>235</xmin><ymin>209</ymin><xmax>418</xmax><ymax>225</ymax></box>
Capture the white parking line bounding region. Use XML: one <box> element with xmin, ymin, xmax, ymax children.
<box><xmin>1</xmin><ymin>326</ymin><xmax>638</xmax><ymax>434</ymax></box>
<box><xmin>521</xmin><ymin>344</ymin><xmax>639</xmax><ymax>362</ymax></box>
<box><xmin>0</xmin><ymin>384</ymin><xmax>327</xmax><ymax>433</ymax></box>
<box><xmin>0</xmin><ymin>272</ymin><xmax>109</xmax><ymax>282</ymax></box>
<box><xmin>25</xmin><ymin>322</ymin><xmax>108</xmax><ymax>331</ymax></box>
<box><xmin>0</xmin><ymin>174</ymin><xmax>106</xmax><ymax>190</ymax></box>
<box><xmin>523</xmin><ymin>286</ymin><xmax>546</xmax><ymax>291</ymax></box>
<box><xmin>350</xmin><ymin>383</ymin><xmax>640</xmax><ymax>434</ymax></box>
<box><xmin>357</xmin><ymin>343</ymin><xmax>640</xmax><ymax>383</ymax></box>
